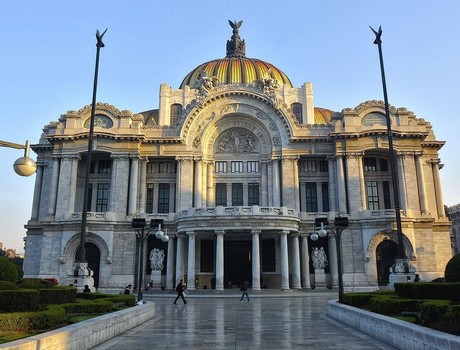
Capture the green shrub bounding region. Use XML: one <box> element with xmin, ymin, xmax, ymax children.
<box><xmin>0</xmin><ymin>290</ymin><xmax>40</xmax><ymax>312</ymax></box>
<box><xmin>18</xmin><ymin>278</ymin><xmax>53</xmax><ymax>289</ymax></box>
<box><xmin>431</xmin><ymin>277</ymin><xmax>445</xmax><ymax>283</ymax></box>
<box><xmin>105</xmin><ymin>294</ymin><xmax>136</xmax><ymax>307</ymax></box>
<box><xmin>0</xmin><ymin>280</ymin><xmax>19</xmax><ymax>290</ymax></box>
<box><xmin>342</xmin><ymin>293</ymin><xmax>379</xmax><ymax>307</ymax></box>
<box><xmin>395</xmin><ymin>282</ymin><xmax>460</xmax><ymax>301</ymax></box>
<box><xmin>0</xmin><ymin>256</ymin><xmax>19</xmax><ymax>283</ymax></box>
<box><xmin>370</xmin><ymin>295</ymin><xmax>421</xmax><ymax>315</ymax></box>
<box><xmin>0</xmin><ymin>305</ymin><xmax>67</xmax><ymax>332</ymax></box>
<box><xmin>419</xmin><ymin>300</ymin><xmax>452</xmax><ymax>324</ymax></box>
<box><xmin>444</xmin><ymin>305</ymin><xmax>460</xmax><ymax>324</ymax></box>
<box><xmin>62</xmin><ymin>299</ymin><xmax>113</xmax><ymax>314</ymax></box>
<box><xmin>445</xmin><ymin>253</ymin><xmax>460</xmax><ymax>282</ymax></box>
<box><xmin>38</xmin><ymin>286</ymin><xmax>77</xmax><ymax>304</ymax></box>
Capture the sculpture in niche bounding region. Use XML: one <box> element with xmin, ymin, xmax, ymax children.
<box><xmin>217</xmin><ymin>129</ymin><xmax>258</xmax><ymax>154</ymax></box>
<box><xmin>312</xmin><ymin>246</ymin><xmax>328</xmax><ymax>270</ymax></box>
<box><xmin>149</xmin><ymin>248</ymin><xmax>165</xmax><ymax>271</ymax></box>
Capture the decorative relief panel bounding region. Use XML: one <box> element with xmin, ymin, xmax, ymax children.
<box><xmin>215</xmin><ymin>128</ymin><xmax>259</xmax><ymax>155</ymax></box>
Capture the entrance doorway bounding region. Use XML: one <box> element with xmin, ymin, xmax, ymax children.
<box><xmin>76</xmin><ymin>242</ymin><xmax>101</xmax><ymax>288</ymax></box>
<box><xmin>376</xmin><ymin>240</ymin><xmax>398</xmax><ymax>286</ymax></box>
<box><xmin>224</xmin><ymin>241</ymin><xmax>252</xmax><ymax>288</ymax></box>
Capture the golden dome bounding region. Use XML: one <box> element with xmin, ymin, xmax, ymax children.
<box><xmin>179</xmin><ymin>20</ymin><xmax>293</xmax><ymax>89</ymax></box>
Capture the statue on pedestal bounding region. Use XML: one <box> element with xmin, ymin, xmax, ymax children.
<box><xmin>312</xmin><ymin>246</ymin><xmax>328</xmax><ymax>270</ymax></box>
<box><xmin>149</xmin><ymin>248</ymin><xmax>165</xmax><ymax>271</ymax></box>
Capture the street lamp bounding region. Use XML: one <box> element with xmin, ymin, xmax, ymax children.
<box><xmin>310</xmin><ymin>216</ymin><xmax>349</xmax><ymax>303</ymax></box>
<box><xmin>0</xmin><ymin>140</ymin><xmax>37</xmax><ymax>176</ymax></box>
<box><xmin>131</xmin><ymin>218</ymin><xmax>169</xmax><ymax>303</ymax></box>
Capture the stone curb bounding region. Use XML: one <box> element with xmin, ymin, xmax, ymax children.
<box><xmin>0</xmin><ymin>302</ymin><xmax>155</xmax><ymax>350</ymax></box>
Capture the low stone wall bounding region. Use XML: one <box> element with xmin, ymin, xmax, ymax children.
<box><xmin>0</xmin><ymin>302</ymin><xmax>155</xmax><ymax>350</ymax></box>
<box><xmin>327</xmin><ymin>300</ymin><xmax>460</xmax><ymax>350</ymax></box>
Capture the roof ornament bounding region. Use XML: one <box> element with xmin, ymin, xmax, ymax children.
<box><xmin>226</xmin><ymin>20</ymin><xmax>246</xmax><ymax>58</ymax></box>
<box><xmin>192</xmin><ymin>70</ymin><xmax>219</xmax><ymax>102</ymax></box>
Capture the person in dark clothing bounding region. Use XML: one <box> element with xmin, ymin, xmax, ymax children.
<box><xmin>83</xmin><ymin>284</ymin><xmax>91</xmax><ymax>292</ymax></box>
<box><xmin>240</xmin><ymin>280</ymin><xmax>251</xmax><ymax>302</ymax></box>
<box><xmin>174</xmin><ymin>279</ymin><xmax>188</xmax><ymax>304</ymax></box>
<box><xmin>124</xmin><ymin>284</ymin><xmax>132</xmax><ymax>295</ymax></box>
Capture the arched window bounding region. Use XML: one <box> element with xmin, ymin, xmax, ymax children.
<box><xmin>170</xmin><ymin>103</ymin><xmax>182</xmax><ymax>126</ymax></box>
<box><xmin>291</xmin><ymin>103</ymin><xmax>303</xmax><ymax>123</ymax></box>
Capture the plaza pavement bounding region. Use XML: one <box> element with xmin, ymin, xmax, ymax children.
<box><xmin>91</xmin><ymin>289</ymin><xmax>397</xmax><ymax>350</ymax></box>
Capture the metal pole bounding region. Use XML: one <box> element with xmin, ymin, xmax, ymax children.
<box><xmin>370</xmin><ymin>26</ymin><xmax>406</xmax><ymax>259</ymax></box>
<box><xmin>335</xmin><ymin>228</ymin><xmax>344</xmax><ymax>303</ymax></box>
<box><xmin>138</xmin><ymin>230</ymin><xmax>145</xmax><ymax>302</ymax></box>
<box><xmin>77</xmin><ymin>29</ymin><xmax>107</xmax><ymax>263</ymax></box>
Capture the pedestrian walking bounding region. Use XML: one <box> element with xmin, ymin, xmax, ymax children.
<box><xmin>240</xmin><ymin>280</ymin><xmax>251</xmax><ymax>302</ymax></box>
<box><xmin>174</xmin><ymin>279</ymin><xmax>188</xmax><ymax>305</ymax></box>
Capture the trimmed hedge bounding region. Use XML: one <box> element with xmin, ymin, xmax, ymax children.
<box><xmin>342</xmin><ymin>293</ymin><xmax>380</xmax><ymax>307</ymax></box>
<box><xmin>370</xmin><ymin>295</ymin><xmax>421</xmax><ymax>314</ymax></box>
<box><xmin>0</xmin><ymin>305</ymin><xmax>67</xmax><ymax>332</ymax></box>
<box><xmin>61</xmin><ymin>300</ymin><xmax>113</xmax><ymax>314</ymax></box>
<box><xmin>0</xmin><ymin>256</ymin><xmax>19</xmax><ymax>283</ymax></box>
<box><xmin>395</xmin><ymin>282</ymin><xmax>460</xmax><ymax>301</ymax></box>
<box><xmin>0</xmin><ymin>280</ymin><xmax>19</xmax><ymax>290</ymax></box>
<box><xmin>38</xmin><ymin>286</ymin><xmax>77</xmax><ymax>304</ymax></box>
<box><xmin>0</xmin><ymin>290</ymin><xmax>40</xmax><ymax>312</ymax></box>
<box><xmin>445</xmin><ymin>253</ymin><xmax>460</xmax><ymax>282</ymax></box>
<box><xmin>419</xmin><ymin>300</ymin><xmax>452</xmax><ymax>324</ymax></box>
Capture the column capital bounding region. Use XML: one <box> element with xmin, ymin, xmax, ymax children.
<box><xmin>251</xmin><ymin>230</ymin><xmax>261</xmax><ymax>236</ymax></box>
<box><xmin>279</xmin><ymin>230</ymin><xmax>290</xmax><ymax>236</ymax></box>
<box><xmin>186</xmin><ymin>230</ymin><xmax>196</xmax><ymax>236</ymax></box>
<box><xmin>215</xmin><ymin>230</ymin><xmax>225</xmax><ymax>236</ymax></box>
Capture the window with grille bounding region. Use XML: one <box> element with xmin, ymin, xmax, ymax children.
<box><xmin>231</xmin><ymin>161</ymin><xmax>244</xmax><ymax>173</ymax></box>
<box><xmin>321</xmin><ymin>182</ymin><xmax>329</xmax><ymax>212</ymax></box>
<box><xmin>232</xmin><ymin>183</ymin><xmax>243</xmax><ymax>206</ymax></box>
<box><xmin>96</xmin><ymin>183</ymin><xmax>109</xmax><ymax>212</ymax></box>
<box><xmin>364</xmin><ymin>158</ymin><xmax>377</xmax><ymax>172</ymax></box>
<box><xmin>247</xmin><ymin>161</ymin><xmax>259</xmax><ymax>173</ymax></box>
<box><xmin>146</xmin><ymin>183</ymin><xmax>154</xmax><ymax>213</ymax></box>
<box><xmin>319</xmin><ymin>160</ymin><xmax>328</xmax><ymax>172</ymax></box>
<box><xmin>98</xmin><ymin>159</ymin><xmax>111</xmax><ymax>174</ymax></box>
<box><xmin>170</xmin><ymin>103</ymin><xmax>182</xmax><ymax>126</ymax></box>
<box><xmin>380</xmin><ymin>158</ymin><xmax>389</xmax><ymax>172</ymax></box>
<box><xmin>248</xmin><ymin>183</ymin><xmax>259</xmax><ymax>205</ymax></box>
<box><xmin>291</xmin><ymin>103</ymin><xmax>303</xmax><ymax>123</ymax></box>
<box><xmin>366</xmin><ymin>181</ymin><xmax>379</xmax><ymax>210</ymax></box>
<box><xmin>158</xmin><ymin>183</ymin><xmax>170</xmax><ymax>213</ymax></box>
<box><xmin>215</xmin><ymin>161</ymin><xmax>227</xmax><ymax>173</ymax></box>
<box><xmin>215</xmin><ymin>183</ymin><xmax>227</xmax><ymax>206</ymax></box>
<box><xmin>306</xmin><ymin>182</ymin><xmax>318</xmax><ymax>212</ymax></box>
<box><xmin>303</xmin><ymin>160</ymin><xmax>317</xmax><ymax>172</ymax></box>
<box><xmin>383</xmin><ymin>181</ymin><xmax>391</xmax><ymax>209</ymax></box>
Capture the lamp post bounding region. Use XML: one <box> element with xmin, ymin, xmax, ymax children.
<box><xmin>0</xmin><ymin>140</ymin><xmax>37</xmax><ymax>176</ymax></box>
<box><xmin>310</xmin><ymin>216</ymin><xmax>349</xmax><ymax>303</ymax></box>
<box><xmin>370</xmin><ymin>26</ymin><xmax>415</xmax><ymax>284</ymax></box>
<box><xmin>76</xmin><ymin>29</ymin><xmax>107</xmax><ymax>271</ymax></box>
<box><xmin>131</xmin><ymin>218</ymin><xmax>169</xmax><ymax>303</ymax></box>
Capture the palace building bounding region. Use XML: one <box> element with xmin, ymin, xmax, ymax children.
<box><xmin>23</xmin><ymin>21</ymin><xmax>452</xmax><ymax>292</ymax></box>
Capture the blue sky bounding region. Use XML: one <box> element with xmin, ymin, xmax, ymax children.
<box><xmin>1</xmin><ymin>1</ymin><xmax>459</xmax><ymax>251</ymax></box>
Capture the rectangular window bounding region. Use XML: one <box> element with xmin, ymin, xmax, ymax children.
<box><xmin>170</xmin><ymin>103</ymin><xmax>182</xmax><ymax>126</ymax></box>
<box><xmin>232</xmin><ymin>183</ymin><xmax>243</xmax><ymax>206</ymax></box>
<box><xmin>383</xmin><ymin>181</ymin><xmax>391</xmax><ymax>209</ymax></box>
<box><xmin>96</xmin><ymin>183</ymin><xmax>109</xmax><ymax>212</ymax></box>
<box><xmin>146</xmin><ymin>183</ymin><xmax>154</xmax><ymax>213</ymax></box>
<box><xmin>248</xmin><ymin>183</ymin><xmax>259</xmax><ymax>205</ymax></box>
<box><xmin>304</xmin><ymin>160</ymin><xmax>317</xmax><ymax>172</ymax></box>
<box><xmin>319</xmin><ymin>160</ymin><xmax>328</xmax><ymax>172</ymax></box>
<box><xmin>306</xmin><ymin>182</ymin><xmax>318</xmax><ymax>212</ymax></box>
<box><xmin>321</xmin><ymin>182</ymin><xmax>329</xmax><ymax>212</ymax></box>
<box><xmin>364</xmin><ymin>157</ymin><xmax>377</xmax><ymax>172</ymax></box>
<box><xmin>215</xmin><ymin>161</ymin><xmax>227</xmax><ymax>173</ymax></box>
<box><xmin>247</xmin><ymin>161</ymin><xmax>259</xmax><ymax>173</ymax></box>
<box><xmin>158</xmin><ymin>183</ymin><xmax>170</xmax><ymax>213</ymax></box>
<box><xmin>90</xmin><ymin>160</ymin><xmax>96</xmax><ymax>174</ymax></box>
<box><xmin>366</xmin><ymin>181</ymin><xmax>379</xmax><ymax>210</ymax></box>
<box><xmin>261</xmin><ymin>239</ymin><xmax>276</xmax><ymax>272</ymax></box>
<box><xmin>380</xmin><ymin>158</ymin><xmax>389</xmax><ymax>172</ymax></box>
<box><xmin>98</xmin><ymin>159</ymin><xmax>111</xmax><ymax>174</ymax></box>
<box><xmin>215</xmin><ymin>183</ymin><xmax>227</xmax><ymax>206</ymax></box>
<box><xmin>231</xmin><ymin>161</ymin><xmax>244</xmax><ymax>173</ymax></box>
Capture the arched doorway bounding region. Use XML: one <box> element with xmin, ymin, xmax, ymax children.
<box><xmin>376</xmin><ymin>240</ymin><xmax>397</xmax><ymax>286</ymax></box>
<box><xmin>76</xmin><ymin>242</ymin><xmax>101</xmax><ymax>288</ymax></box>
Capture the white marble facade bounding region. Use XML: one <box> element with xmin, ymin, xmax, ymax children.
<box><xmin>22</xmin><ymin>23</ymin><xmax>452</xmax><ymax>292</ymax></box>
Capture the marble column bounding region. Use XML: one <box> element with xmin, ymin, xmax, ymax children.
<box><xmin>300</xmin><ymin>234</ymin><xmax>311</xmax><ymax>289</ymax></box>
<box><xmin>31</xmin><ymin>164</ymin><xmax>44</xmax><ymax>220</ymax></box>
<box><xmin>251</xmin><ymin>230</ymin><xmax>261</xmax><ymax>291</ymax></box>
<box><xmin>261</xmin><ymin>160</ymin><xmax>269</xmax><ymax>206</ymax></box>
<box><xmin>215</xmin><ymin>230</ymin><xmax>225</xmax><ymax>291</ymax></box>
<box><xmin>166</xmin><ymin>235</ymin><xmax>175</xmax><ymax>289</ymax></box>
<box><xmin>47</xmin><ymin>156</ymin><xmax>60</xmax><ymax>216</ymax></box>
<box><xmin>194</xmin><ymin>158</ymin><xmax>203</xmax><ymax>208</ymax></box>
<box><xmin>290</xmin><ymin>232</ymin><xmax>302</xmax><ymax>289</ymax></box>
<box><xmin>187</xmin><ymin>231</ymin><xmax>196</xmax><ymax>290</ymax></box>
<box><xmin>327</xmin><ymin>156</ymin><xmax>337</xmax><ymax>212</ymax></box>
<box><xmin>431</xmin><ymin>160</ymin><xmax>445</xmax><ymax>218</ymax></box>
<box><xmin>415</xmin><ymin>154</ymin><xmax>428</xmax><ymax>214</ymax></box>
<box><xmin>358</xmin><ymin>155</ymin><xmax>367</xmax><ymax>210</ymax></box>
<box><xmin>272</xmin><ymin>158</ymin><xmax>281</xmax><ymax>207</ymax></box>
<box><xmin>138</xmin><ymin>158</ymin><xmax>147</xmax><ymax>214</ymax></box>
<box><xmin>175</xmin><ymin>234</ymin><xmax>185</xmax><ymax>284</ymax></box>
<box><xmin>397</xmin><ymin>154</ymin><xmax>407</xmax><ymax>211</ymax></box>
<box><xmin>128</xmin><ymin>156</ymin><xmax>139</xmax><ymax>215</ymax></box>
<box><xmin>206</xmin><ymin>161</ymin><xmax>215</xmax><ymax>207</ymax></box>
<box><xmin>279</xmin><ymin>230</ymin><xmax>290</xmax><ymax>290</ymax></box>
<box><xmin>336</xmin><ymin>156</ymin><xmax>347</xmax><ymax>213</ymax></box>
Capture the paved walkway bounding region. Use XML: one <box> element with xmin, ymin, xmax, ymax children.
<box><xmin>92</xmin><ymin>291</ymin><xmax>397</xmax><ymax>350</ymax></box>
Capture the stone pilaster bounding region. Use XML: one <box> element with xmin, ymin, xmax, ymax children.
<box><xmin>186</xmin><ymin>231</ymin><xmax>196</xmax><ymax>290</ymax></box>
<box><xmin>300</xmin><ymin>233</ymin><xmax>311</xmax><ymax>289</ymax></box>
<box><xmin>166</xmin><ymin>234</ymin><xmax>175</xmax><ymax>289</ymax></box>
<box><xmin>279</xmin><ymin>230</ymin><xmax>290</xmax><ymax>290</ymax></box>
<box><xmin>290</xmin><ymin>232</ymin><xmax>301</xmax><ymax>289</ymax></box>
<box><xmin>215</xmin><ymin>230</ymin><xmax>225</xmax><ymax>291</ymax></box>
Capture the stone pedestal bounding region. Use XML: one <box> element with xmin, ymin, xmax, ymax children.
<box><xmin>66</xmin><ymin>262</ymin><xmax>95</xmax><ymax>292</ymax></box>
<box><xmin>150</xmin><ymin>270</ymin><xmax>162</xmax><ymax>289</ymax></box>
<box><xmin>388</xmin><ymin>258</ymin><xmax>417</xmax><ymax>290</ymax></box>
<box><xmin>314</xmin><ymin>269</ymin><xmax>327</xmax><ymax>289</ymax></box>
